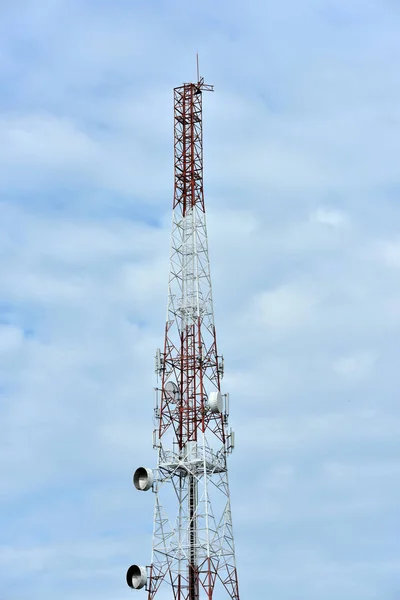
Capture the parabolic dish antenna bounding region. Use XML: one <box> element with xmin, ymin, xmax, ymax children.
<box><xmin>165</xmin><ymin>381</ymin><xmax>180</xmax><ymax>404</ymax></box>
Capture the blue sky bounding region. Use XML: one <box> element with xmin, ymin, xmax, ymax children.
<box><xmin>0</xmin><ymin>0</ymin><xmax>400</xmax><ymax>598</ymax></box>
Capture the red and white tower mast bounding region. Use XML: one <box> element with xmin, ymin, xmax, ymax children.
<box><xmin>126</xmin><ymin>73</ymin><xmax>240</xmax><ymax>600</ymax></box>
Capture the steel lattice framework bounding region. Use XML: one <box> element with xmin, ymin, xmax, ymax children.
<box><xmin>126</xmin><ymin>77</ymin><xmax>240</xmax><ymax>600</ymax></box>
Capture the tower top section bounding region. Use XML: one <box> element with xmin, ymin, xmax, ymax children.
<box><xmin>175</xmin><ymin>53</ymin><xmax>214</xmax><ymax>93</ymax></box>
<box><xmin>173</xmin><ymin>76</ymin><xmax>212</xmax><ymax>217</ymax></box>
<box><xmin>175</xmin><ymin>77</ymin><xmax>214</xmax><ymax>93</ymax></box>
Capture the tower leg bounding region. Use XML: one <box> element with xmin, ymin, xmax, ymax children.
<box><xmin>188</xmin><ymin>474</ymin><xmax>199</xmax><ymax>600</ymax></box>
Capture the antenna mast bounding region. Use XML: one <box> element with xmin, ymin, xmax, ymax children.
<box><xmin>126</xmin><ymin>74</ymin><xmax>240</xmax><ymax>600</ymax></box>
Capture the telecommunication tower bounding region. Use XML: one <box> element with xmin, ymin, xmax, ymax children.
<box><xmin>126</xmin><ymin>73</ymin><xmax>240</xmax><ymax>600</ymax></box>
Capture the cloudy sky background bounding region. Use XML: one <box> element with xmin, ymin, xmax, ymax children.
<box><xmin>1</xmin><ymin>0</ymin><xmax>400</xmax><ymax>598</ymax></box>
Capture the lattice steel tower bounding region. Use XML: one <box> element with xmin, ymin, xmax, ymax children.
<box><xmin>126</xmin><ymin>74</ymin><xmax>240</xmax><ymax>600</ymax></box>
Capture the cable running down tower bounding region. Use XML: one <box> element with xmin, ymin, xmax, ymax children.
<box><xmin>126</xmin><ymin>74</ymin><xmax>240</xmax><ymax>600</ymax></box>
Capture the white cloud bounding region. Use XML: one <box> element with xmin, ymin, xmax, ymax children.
<box><xmin>240</xmin><ymin>409</ymin><xmax>400</xmax><ymax>454</ymax></box>
<box><xmin>374</xmin><ymin>239</ymin><xmax>400</xmax><ymax>269</ymax></box>
<box><xmin>0</xmin><ymin>112</ymin><xmax>171</xmax><ymax>196</ymax></box>
<box><xmin>0</xmin><ymin>324</ymin><xmax>24</xmax><ymax>353</ymax></box>
<box><xmin>310</xmin><ymin>207</ymin><xmax>350</xmax><ymax>228</ymax></box>
<box><xmin>333</xmin><ymin>351</ymin><xmax>377</xmax><ymax>378</ymax></box>
<box><xmin>1</xmin><ymin>1</ymin><xmax>400</xmax><ymax>599</ymax></box>
<box><xmin>249</xmin><ymin>283</ymin><xmax>320</xmax><ymax>335</ymax></box>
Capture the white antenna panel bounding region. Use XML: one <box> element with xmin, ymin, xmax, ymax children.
<box><xmin>155</xmin><ymin>348</ymin><xmax>162</xmax><ymax>374</ymax></box>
